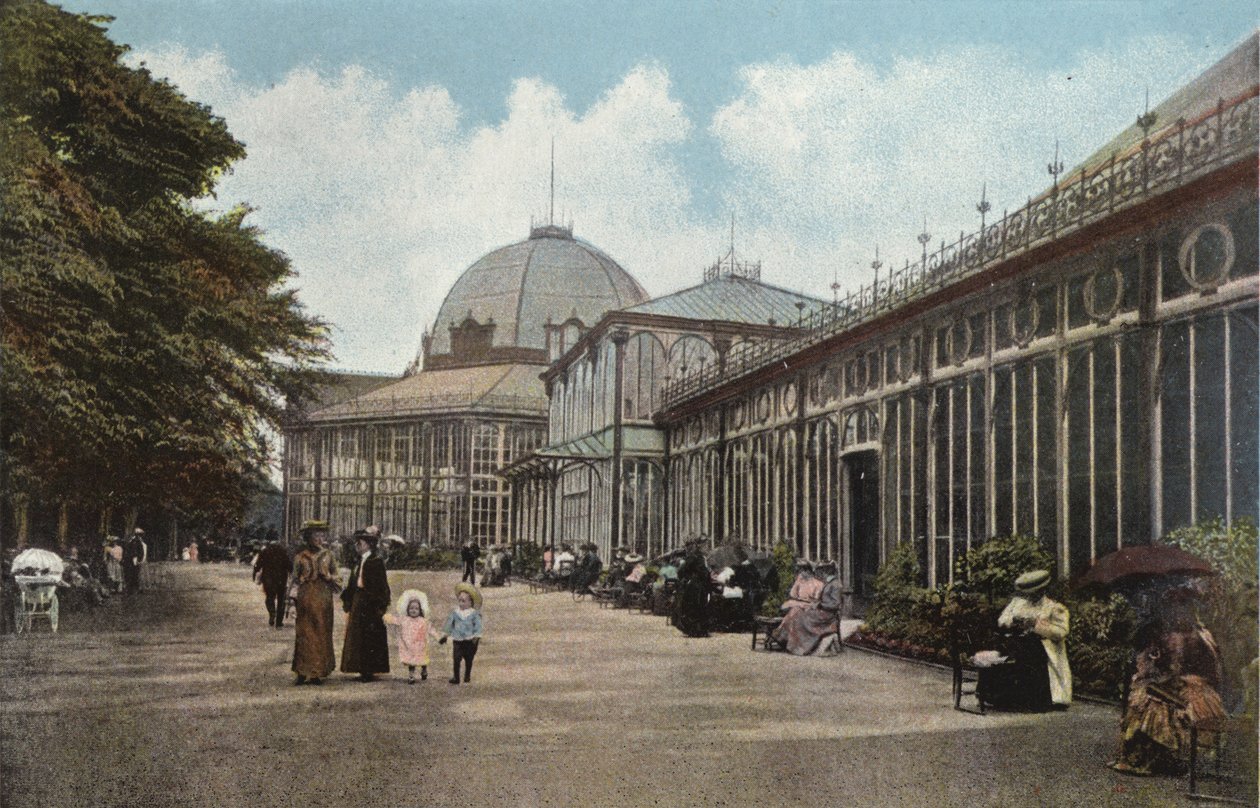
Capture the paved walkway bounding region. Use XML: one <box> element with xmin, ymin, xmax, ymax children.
<box><xmin>0</xmin><ymin>563</ymin><xmax>1234</xmax><ymax>807</ymax></box>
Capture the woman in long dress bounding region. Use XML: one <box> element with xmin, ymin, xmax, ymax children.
<box><xmin>672</xmin><ymin>542</ymin><xmax>712</xmax><ymax>637</ymax></box>
<box><xmin>1110</xmin><ymin>588</ymin><xmax>1225</xmax><ymax>776</ymax></box>
<box><xmin>774</xmin><ymin>560</ymin><xmax>844</xmax><ymax>655</ymax></box>
<box><xmin>291</xmin><ymin>521</ymin><xmax>340</xmax><ymax>685</ymax></box>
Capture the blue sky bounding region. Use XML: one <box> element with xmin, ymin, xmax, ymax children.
<box><xmin>60</xmin><ymin>0</ymin><xmax>1258</xmax><ymax>372</ymax></box>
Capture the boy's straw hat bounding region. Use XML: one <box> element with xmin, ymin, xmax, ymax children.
<box><xmin>454</xmin><ymin>582</ymin><xmax>482</xmax><ymax>609</ymax></box>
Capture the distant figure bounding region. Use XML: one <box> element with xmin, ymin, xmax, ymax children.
<box><xmin>122</xmin><ymin>528</ymin><xmax>146</xmax><ymax>593</ymax></box>
<box><xmin>460</xmin><ymin>540</ymin><xmax>480</xmax><ymax>585</ymax></box>
<box><xmin>341</xmin><ymin>527</ymin><xmax>391</xmax><ymax>681</ymax></box>
<box><xmin>291</xmin><ymin>520</ymin><xmax>340</xmax><ymax>685</ymax></box>
<box><xmin>104</xmin><ymin>537</ymin><xmax>123</xmax><ymax>593</ymax></box>
<box><xmin>253</xmin><ymin>540</ymin><xmax>291</xmax><ymax>629</ymax></box>
<box><xmin>187</xmin><ymin>540</ymin><xmax>199</xmax><ymax>563</ymax></box>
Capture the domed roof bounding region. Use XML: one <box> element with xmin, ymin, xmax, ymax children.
<box><xmin>426</xmin><ymin>225</ymin><xmax>648</xmax><ymax>362</ymax></box>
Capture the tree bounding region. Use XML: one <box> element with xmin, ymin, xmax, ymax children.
<box><xmin>0</xmin><ymin>0</ymin><xmax>329</xmax><ymax>546</ymax></box>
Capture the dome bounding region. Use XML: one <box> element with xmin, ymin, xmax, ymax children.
<box><xmin>425</xmin><ymin>224</ymin><xmax>648</xmax><ymax>368</ymax></box>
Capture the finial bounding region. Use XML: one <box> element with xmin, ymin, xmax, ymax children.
<box><xmin>1047</xmin><ymin>139</ymin><xmax>1064</xmax><ymax>187</ymax></box>
<box><xmin>1136</xmin><ymin>87</ymin><xmax>1157</xmax><ymax>136</ymax></box>
<box><xmin>976</xmin><ymin>183</ymin><xmax>991</xmax><ymax>216</ymax></box>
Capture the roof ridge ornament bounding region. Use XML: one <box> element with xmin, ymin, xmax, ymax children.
<box><xmin>703</xmin><ymin>213</ymin><xmax>761</xmax><ymax>283</ymax></box>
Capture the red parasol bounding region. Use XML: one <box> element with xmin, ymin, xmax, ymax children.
<box><xmin>1077</xmin><ymin>544</ymin><xmax>1214</xmax><ymax>588</ymax></box>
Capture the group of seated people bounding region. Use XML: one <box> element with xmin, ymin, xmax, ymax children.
<box><xmin>770</xmin><ymin>559</ymin><xmax>846</xmax><ymax>655</ymax></box>
<box><xmin>535</xmin><ymin>542</ymin><xmax>602</xmax><ymax>591</ymax></box>
<box><xmin>480</xmin><ymin>544</ymin><xmax>514</xmax><ymax>587</ymax></box>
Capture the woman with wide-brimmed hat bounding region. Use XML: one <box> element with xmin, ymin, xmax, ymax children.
<box><xmin>980</xmin><ymin>570</ymin><xmax>1072</xmax><ymax>711</ymax></box>
<box><xmin>291</xmin><ymin>520</ymin><xmax>341</xmax><ymax>685</ymax></box>
<box><xmin>340</xmin><ymin>526</ymin><xmax>391</xmax><ymax>682</ymax></box>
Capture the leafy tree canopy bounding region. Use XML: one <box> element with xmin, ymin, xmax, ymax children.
<box><xmin>1</xmin><ymin>0</ymin><xmax>329</xmax><ymax>523</ymax></box>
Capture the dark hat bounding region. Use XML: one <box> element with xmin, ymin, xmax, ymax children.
<box><xmin>1014</xmin><ymin>570</ymin><xmax>1051</xmax><ymax>594</ymax></box>
<box><xmin>353</xmin><ymin>528</ymin><xmax>379</xmax><ymax>547</ymax></box>
<box><xmin>816</xmin><ymin>559</ymin><xmax>838</xmax><ymax>572</ymax></box>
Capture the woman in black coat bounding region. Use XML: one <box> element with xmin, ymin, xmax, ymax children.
<box><xmin>340</xmin><ymin>529</ymin><xmax>391</xmax><ymax>681</ymax></box>
<box><xmin>672</xmin><ymin>542</ymin><xmax>712</xmax><ymax>637</ymax></box>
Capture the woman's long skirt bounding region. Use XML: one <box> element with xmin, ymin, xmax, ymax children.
<box><xmin>292</xmin><ymin>583</ymin><xmax>335</xmax><ymax>678</ymax></box>
<box><xmin>340</xmin><ymin>591</ymin><xmax>390</xmax><ymax>674</ymax></box>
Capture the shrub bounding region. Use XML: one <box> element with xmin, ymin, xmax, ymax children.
<box><xmin>953</xmin><ymin>533</ymin><xmax>1055</xmax><ymax>603</ymax></box>
<box><xmin>1161</xmin><ymin>517</ymin><xmax>1259</xmax><ymax>705</ymax></box>
<box><xmin>385</xmin><ymin>543</ymin><xmax>461</xmax><ymax>571</ymax></box>
<box><xmin>1061</xmin><ymin>592</ymin><xmax>1136</xmax><ymax>700</ymax></box>
<box><xmin>759</xmin><ymin>540</ymin><xmax>798</xmax><ymax>616</ymax></box>
<box><xmin>511</xmin><ymin>541</ymin><xmax>544</xmax><ymax>578</ymax></box>
<box><xmin>864</xmin><ymin>541</ymin><xmax>921</xmax><ymax>636</ymax></box>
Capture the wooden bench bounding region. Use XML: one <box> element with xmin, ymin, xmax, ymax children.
<box><xmin>751</xmin><ymin>615</ymin><xmax>785</xmax><ymax>651</ymax></box>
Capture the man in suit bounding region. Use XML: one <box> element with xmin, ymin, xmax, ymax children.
<box><xmin>460</xmin><ymin>540</ymin><xmax>480</xmax><ymax>584</ymax></box>
<box><xmin>122</xmin><ymin>528</ymin><xmax>146</xmax><ymax>593</ymax></box>
<box><xmin>253</xmin><ymin>540</ymin><xmax>292</xmax><ymax>628</ymax></box>
<box><xmin>340</xmin><ymin>527</ymin><xmax>391</xmax><ymax>681</ymax></box>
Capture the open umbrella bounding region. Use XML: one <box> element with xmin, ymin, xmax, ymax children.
<box><xmin>11</xmin><ymin>548</ymin><xmax>64</xmax><ymax>578</ymax></box>
<box><xmin>1077</xmin><ymin>544</ymin><xmax>1214</xmax><ymax>588</ymax></box>
<box><xmin>706</xmin><ymin>543</ymin><xmax>749</xmax><ymax>570</ymax></box>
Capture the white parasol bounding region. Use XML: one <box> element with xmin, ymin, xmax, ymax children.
<box><xmin>11</xmin><ymin>548</ymin><xmax>65</xmax><ymax>579</ymax></box>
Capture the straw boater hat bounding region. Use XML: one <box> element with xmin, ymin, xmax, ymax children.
<box><xmin>454</xmin><ymin>582</ymin><xmax>483</xmax><ymax>609</ymax></box>
<box><xmin>625</xmin><ymin>553</ymin><xmax>644</xmax><ymax>564</ymax></box>
<box><xmin>1014</xmin><ymin>569</ymin><xmax>1051</xmax><ymax>594</ymax></box>
<box><xmin>299</xmin><ymin>519</ymin><xmax>329</xmax><ymax>537</ymax></box>
<box><xmin>396</xmin><ymin>589</ymin><xmax>430</xmax><ymax>619</ymax></box>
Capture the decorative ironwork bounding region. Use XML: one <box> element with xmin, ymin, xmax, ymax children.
<box><xmin>703</xmin><ymin>249</ymin><xmax>762</xmax><ymax>282</ymax></box>
<box><xmin>305</xmin><ymin>392</ymin><xmax>547</xmax><ymax>421</ymax></box>
<box><xmin>1178</xmin><ymin>222</ymin><xmax>1235</xmax><ymax>291</ymax></box>
<box><xmin>662</xmin><ymin>92</ymin><xmax>1258</xmax><ymax>408</ymax></box>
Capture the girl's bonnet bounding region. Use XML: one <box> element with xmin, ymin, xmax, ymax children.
<box><xmin>396</xmin><ymin>588</ymin><xmax>429</xmax><ymax>619</ymax></box>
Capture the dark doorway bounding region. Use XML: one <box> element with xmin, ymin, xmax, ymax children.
<box><xmin>846</xmin><ymin>450</ymin><xmax>880</xmax><ymax>599</ymax></box>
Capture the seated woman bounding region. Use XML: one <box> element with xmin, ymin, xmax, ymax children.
<box><xmin>772</xmin><ymin>560</ymin><xmax>844</xmax><ymax>655</ymax></box>
<box><xmin>780</xmin><ymin>561</ymin><xmax>823</xmax><ymax>621</ymax></box>
<box><xmin>1110</xmin><ymin>586</ymin><xmax>1225</xmax><ymax>776</ymax></box>
<box><xmin>572</xmin><ymin>544</ymin><xmax>603</xmax><ymax>594</ymax></box>
<box><xmin>978</xmin><ymin>570</ymin><xmax>1071</xmax><ymax>711</ymax></box>
<box><xmin>612</xmin><ymin>553</ymin><xmax>647</xmax><ymax>607</ymax></box>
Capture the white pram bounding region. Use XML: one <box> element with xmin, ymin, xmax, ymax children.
<box><xmin>11</xmin><ymin>548</ymin><xmax>63</xmax><ymax>634</ymax></box>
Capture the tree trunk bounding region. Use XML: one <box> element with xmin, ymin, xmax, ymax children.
<box><xmin>99</xmin><ymin>505</ymin><xmax>114</xmax><ymax>540</ymax></box>
<box><xmin>13</xmin><ymin>494</ymin><xmax>30</xmax><ymax>549</ymax></box>
<box><xmin>58</xmin><ymin>501</ymin><xmax>70</xmax><ymax>550</ymax></box>
<box><xmin>124</xmin><ymin>507</ymin><xmax>138</xmax><ymax>538</ymax></box>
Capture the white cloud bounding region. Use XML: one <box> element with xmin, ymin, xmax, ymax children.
<box><xmin>709</xmin><ymin>37</ymin><xmax>1212</xmax><ymax>297</ymax></box>
<box><xmin>131</xmin><ymin>38</ymin><xmax>1214</xmax><ymax>371</ymax></box>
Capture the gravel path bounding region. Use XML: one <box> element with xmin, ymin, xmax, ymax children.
<box><xmin>0</xmin><ymin>563</ymin><xmax>1233</xmax><ymax>807</ymax></box>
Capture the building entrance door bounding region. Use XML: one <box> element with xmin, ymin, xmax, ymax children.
<box><xmin>845</xmin><ymin>450</ymin><xmax>880</xmax><ymax>599</ymax></box>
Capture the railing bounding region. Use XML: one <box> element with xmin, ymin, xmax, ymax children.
<box><xmin>662</xmin><ymin>93</ymin><xmax>1259</xmax><ymax>408</ymax></box>
<box><xmin>306</xmin><ymin>391</ymin><xmax>547</xmax><ymax>420</ymax></box>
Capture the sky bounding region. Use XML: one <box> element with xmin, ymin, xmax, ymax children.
<box><xmin>60</xmin><ymin>0</ymin><xmax>1258</xmax><ymax>374</ymax></box>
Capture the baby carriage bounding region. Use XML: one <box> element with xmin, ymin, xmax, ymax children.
<box><xmin>12</xmin><ymin>548</ymin><xmax>64</xmax><ymax>634</ymax></box>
